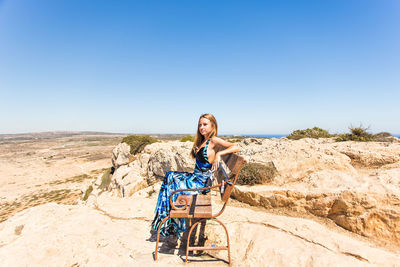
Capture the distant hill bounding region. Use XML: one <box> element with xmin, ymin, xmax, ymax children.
<box><xmin>0</xmin><ymin>131</ymin><xmax>125</xmax><ymax>142</ymax></box>
<box><xmin>0</xmin><ymin>131</ymin><xmax>193</xmax><ymax>142</ymax></box>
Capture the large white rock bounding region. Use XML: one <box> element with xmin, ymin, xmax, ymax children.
<box><xmin>111</xmin><ymin>142</ymin><xmax>131</xmax><ymax>167</ymax></box>
<box><xmin>111</xmin><ymin>164</ymin><xmax>132</xmax><ymax>186</ymax></box>
<box><xmin>121</xmin><ymin>160</ymin><xmax>148</xmax><ymax>197</ymax></box>
<box><xmin>83</xmin><ymin>141</ymin><xmax>195</xmax><ymax>203</ymax></box>
<box><xmin>329</xmin><ymin>141</ymin><xmax>400</xmax><ymax>168</ymax></box>
<box><xmin>231</xmin><ymin>168</ymin><xmax>400</xmax><ymax>247</ymax></box>
<box><xmin>146</xmin><ymin>141</ymin><xmax>195</xmax><ymax>184</ymax></box>
<box><xmin>1</xmin><ymin>188</ymin><xmax>399</xmax><ymax>267</ymax></box>
<box><xmin>238</xmin><ymin>138</ymin><xmax>357</xmax><ymax>183</ymax></box>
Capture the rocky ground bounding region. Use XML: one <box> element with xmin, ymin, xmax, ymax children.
<box><xmin>234</xmin><ymin>138</ymin><xmax>400</xmax><ymax>249</ymax></box>
<box><xmin>1</xmin><ymin>185</ymin><xmax>399</xmax><ymax>266</ymax></box>
<box><xmin>1</xmin><ymin>135</ymin><xmax>400</xmax><ymax>266</ymax></box>
<box><xmin>0</xmin><ymin>133</ymin><xmax>124</xmax><ymax>223</ymax></box>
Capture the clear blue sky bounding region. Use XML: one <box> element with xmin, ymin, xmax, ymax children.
<box><xmin>1</xmin><ymin>0</ymin><xmax>399</xmax><ymax>135</ymax></box>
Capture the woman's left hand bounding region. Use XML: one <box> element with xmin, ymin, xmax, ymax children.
<box><xmin>212</xmin><ymin>152</ymin><xmax>221</xmax><ymax>172</ymax></box>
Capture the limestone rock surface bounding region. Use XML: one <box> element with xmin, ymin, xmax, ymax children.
<box><xmin>229</xmin><ymin>138</ymin><xmax>400</xmax><ymax>247</ymax></box>
<box><xmin>238</xmin><ymin>138</ymin><xmax>357</xmax><ymax>183</ymax></box>
<box><xmin>111</xmin><ymin>142</ymin><xmax>131</xmax><ymax>167</ymax></box>
<box><xmin>330</xmin><ymin>141</ymin><xmax>400</xmax><ymax>168</ymax></box>
<box><xmin>1</xmin><ymin>187</ymin><xmax>400</xmax><ymax>267</ymax></box>
<box><xmin>84</xmin><ymin>141</ymin><xmax>195</xmax><ymax>203</ymax></box>
<box><xmin>146</xmin><ymin>141</ymin><xmax>195</xmax><ymax>184</ymax></box>
<box><xmin>83</xmin><ymin>138</ymin><xmax>400</xmax><ymax>251</ymax></box>
<box><xmin>232</xmin><ymin>185</ymin><xmax>400</xmax><ymax>247</ymax></box>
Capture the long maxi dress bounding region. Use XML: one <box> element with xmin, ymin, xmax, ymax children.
<box><xmin>152</xmin><ymin>139</ymin><xmax>213</xmax><ymax>238</ymax></box>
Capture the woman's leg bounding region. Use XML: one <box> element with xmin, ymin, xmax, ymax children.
<box><xmin>152</xmin><ymin>171</ymin><xmax>192</xmax><ymax>237</ymax></box>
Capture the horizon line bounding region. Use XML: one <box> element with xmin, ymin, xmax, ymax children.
<box><xmin>1</xmin><ymin>130</ymin><xmax>400</xmax><ymax>137</ymax></box>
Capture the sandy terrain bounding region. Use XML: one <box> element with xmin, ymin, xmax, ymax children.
<box><xmin>0</xmin><ymin>132</ymin><xmax>125</xmax><ymax>222</ymax></box>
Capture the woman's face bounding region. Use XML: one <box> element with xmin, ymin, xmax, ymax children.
<box><xmin>198</xmin><ymin>117</ymin><xmax>213</xmax><ymax>137</ymax></box>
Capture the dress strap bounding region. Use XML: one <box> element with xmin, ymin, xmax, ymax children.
<box><xmin>203</xmin><ymin>138</ymin><xmax>211</xmax><ymax>163</ymax></box>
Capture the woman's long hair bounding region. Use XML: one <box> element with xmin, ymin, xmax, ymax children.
<box><xmin>191</xmin><ymin>113</ymin><xmax>218</xmax><ymax>158</ymax></box>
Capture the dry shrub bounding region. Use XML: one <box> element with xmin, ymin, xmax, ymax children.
<box><xmin>336</xmin><ymin>125</ymin><xmax>375</xmax><ymax>142</ymax></box>
<box><xmin>287</xmin><ymin>127</ymin><xmax>331</xmax><ymax>140</ymax></box>
<box><xmin>98</xmin><ymin>168</ymin><xmax>112</xmax><ymax>190</ymax></box>
<box><xmin>228</xmin><ymin>138</ymin><xmax>243</xmax><ymax>143</ymax></box>
<box><xmin>83</xmin><ymin>185</ymin><xmax>93</xmax><ymax>201</ymax></box>
<box><xmin>122</xmin><ymin>135</ymin><xmax>158</xmax><ymax>155</ymax></box>
<box><xmin>180</xmin><ymin>135</ymin><xmax>194</xmax><ymax>142</ymax></box>
<box><xmin>237</xmin><ymin>162</ymin><xmax>278</xmax><ymax>185</ymax></box>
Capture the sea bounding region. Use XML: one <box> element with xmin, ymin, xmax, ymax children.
<box><xmin>223</xmin><ymin>134</ymin><xmax>286</xmax><ymax>138</ymax></box>
<box><xmin>224</xmin><ymin>134</ymin><xmax>400</xmax><ymax>139</ymax></box>
<box><xmin>241</xmin><ymin>134</ymin><xmax>286</xmax><ymax>138</ymax></box>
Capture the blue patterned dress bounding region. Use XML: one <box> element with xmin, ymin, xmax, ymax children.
<box><xmin>152</xmin><ymin>139</ymin><xmax>213</xmax><ymax>238</ymax></box>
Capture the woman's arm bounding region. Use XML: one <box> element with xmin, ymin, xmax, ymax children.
<box><xmin>211</xmin><ymin>136</ymin><xmax>240</xmax><ymax>171</ymax></box>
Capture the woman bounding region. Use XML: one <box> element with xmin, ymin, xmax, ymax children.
<box><xmin>152</xmin><ymin>113</ymin><xmax>240</xmax><ymax>238</ymax></box>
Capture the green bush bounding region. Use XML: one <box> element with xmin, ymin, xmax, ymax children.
<box><xmin>121</xmin><ymin>135</ymin><xmax>158</xmax><ymax>155</ymax></box>
<box><xmin>287</xmin><ymin>127</ymin><xmax>332</xmax><ymax>140</ymax></box>
<box><xmin>83</xmin><ymin>185</ymin><xmax>93</xmax><ymax>201</ymax></box>
<box><xmin>227</xmin><ymin>138</ymin><xmax>243</xmax><ymax>143</ymax></box>
<box><xmin>98</xmin><ymin>168</ymin><xmax>112</xmax><ymax>190</ymax></box>
<box><xmin>180</xmin><ymin>135</ymin><xmax>194</xmax><ymax>142</ymax></box>
<box><xmin>237</xmin><ymin>162</ymin><xmax>278</xmax><ymax>185</ymax></box>
<box><xmin>335</xmin><ymin>125</ymin><xmax>375</xmax><ymax>142</ymax></box>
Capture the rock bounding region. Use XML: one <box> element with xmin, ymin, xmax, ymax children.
<box><xmin>5</xmin><ymin>133</ymin><xmax>400</xmax><ymax>266</ymax></box>
<box><xmin>146</xmin><ymin>142</ymin><xmax>194</xmax><ymax>184</ymax></box>
<box><xmin>93</xmin><ymin>171</ymin><xmax>104</xmax><ymax>187</ymax></box>
<box><xmin>138</xmin><ymin>153</ymin><xmax>151</xmax><ymax>168</ymax></box>
<box><xmin>205</xmin><ymin>204</ymin><xmax>400</xmax><ymax>266</ymax></box>
<box><xmin>374</xmin><ymin>132</ymin><xmax>400</xmax><ymax>143</ymax></box>
<box><xmin>330</xmin><ymin>141</ymin><xmax>400</xmax><ymax>168</ymax></box>
<box><xmin>243</xmin><ymin>138</ymin><xmax>263</xmax><ymax>145</ymax></box>
<box><xmin>339</xmin><ymin>149</ymin><xmax>399</xmax><ymax>168</ymax></box>
<box><xmin>121</xmin><ymin>161</ymin><xmax>148</xmax><ymax>197</ymax></box>
<box><xmin>112</xmin><ymin>164</ymin><xmax>132</xmax><ymax>186</ymax></box>
<box><xmin>232</xmin><ymin>185</ymin><xmax>400</xmax><ymax>247</ymax></box>
<box><xmin>84</xmin><ymin>138</ymin><xmax>400</xmax><ymax>250</ymax></box>
<box><xmin>111</xmin><ymin>142</ymin><xmax>131</xmax><ymax>167</ymax></box>
<box><xmin>238</xmin><ymin>138</ymin><xmax>356</xmax><ymax>183</ymax></box>
<box><xmin>1</xmin><ymin>190</ymin><xmax>399</xmax><ymax>267</ymax></box>
<box><xmin>109</xmin><ymin>162</ymin><xmax>148</xmax><ymax>197</ymax></box>
<box><xmin>84</xmin><ymin>141</ymin><xmax>194</xmax><ymax>203</ymax></box>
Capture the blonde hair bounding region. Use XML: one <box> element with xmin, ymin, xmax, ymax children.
<box><xmin>191</xmin><ymin>113</ymin><xmax>218</xmax><ymax>158</ymax></box>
